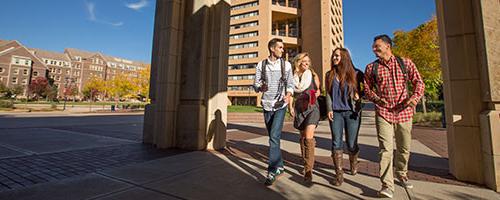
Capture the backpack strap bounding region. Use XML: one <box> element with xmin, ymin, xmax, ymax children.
<box><xmin>261</xmin><ymin>59</ymin><xmax>268</xmax><ymax>84</ymax></box>
<box><xmin>280</xmin><ymin>58</ymin><xmax>286</xmax><ymax>81</ymax></box>
<box><xmin>371</xmin><ymin>57</ymin><xmax>409</xmax><ymax>93</ymax></box>
<box><xmin>395</xmin><ymin>56</ymin><xmax>408</xmax><ymax>82</ymax></box>
<box><xmin>371</xmin><ymin>60</ymin><xmax>379</xmax><ymax>92</ymax></box>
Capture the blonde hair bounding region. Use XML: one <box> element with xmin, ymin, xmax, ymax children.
<box><xmin>293</xmin><ymin>52</ymin><xmax>319</xmax><ymax>77</ymax></box>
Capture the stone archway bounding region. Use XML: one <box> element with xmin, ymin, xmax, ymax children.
<box><xmin>436</xmin><ymin>0</ymin><xmax>499</xmax><ymax>192</ymax></box>
<box><xmin>144</xmin><ymin>0</ymin><xmax>499</xmax><ymax>191</ymax></box>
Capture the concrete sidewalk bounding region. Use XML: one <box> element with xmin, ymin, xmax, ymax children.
<box><xmin>0</xmin><ymin>114</ymin><xmax>498</xmax><ymax>199</ymax></box>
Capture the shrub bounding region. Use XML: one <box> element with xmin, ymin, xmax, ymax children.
<box><xmin>413</xmin><ymin>111</ymin><xmax>442</xmax><ymax>127</ymax></box>
<box><xmin>0</xmin><ymin>100</ymin><xmax>14</xmax><ymax>108</ymax></box>
<box><xmin>416</xmin><ymin>101</ymin><xmax>444</xmax><ymax>112</ymax></box>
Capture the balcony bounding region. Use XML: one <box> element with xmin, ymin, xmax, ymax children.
<box><xmin>272</xmin><ymin>0</ymin><xmax>299</xmax><ymax>9</ymax></box>
<box><xmin>271</xmin><ymin>0</ymin><xmax>299</xmax><ymax>22</ymax></box>
<box><xmin>271</xmin><ymin>20</ymin><xmax>300</xmax><ymax>45</ymax></box>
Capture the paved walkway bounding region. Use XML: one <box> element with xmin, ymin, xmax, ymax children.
<box><xmin>0</xmin><ymin>112</ymin><xmax>498</xmax><ymax>199</ymax></box>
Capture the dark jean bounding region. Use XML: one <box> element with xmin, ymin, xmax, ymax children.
<box><xmin>329</xmin><ymin>110</ymin><xmax>361</xmax><ymax>153</ymax></box>
<box><xmin>263</xmin><ymin>107</ymin><xmax>286</xmax><ymax>173</ymax></box>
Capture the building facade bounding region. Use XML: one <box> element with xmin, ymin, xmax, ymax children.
<box><xmin>30</xmin><ymin>48</ymin><xmax>74</xmax><ymax>97</ymax></box>
<box><xmin>0</xmin><ymin>40</ymin><xmax>149</xmax><ymax>99</ymax></box>
<box><xmin>0</xmin><ymin>40</ymin><xmax>48</xmax><ymax>96</ymax></box>
<box><xmin>227</xmin><ymin>0</ymin><xmax>344</xmax><ymax>106</ymax></box>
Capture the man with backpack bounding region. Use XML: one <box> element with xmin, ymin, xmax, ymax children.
<box><xmin>254</xmin><ymin>38</ymin><xmax>295</xmax><ymax>186</ymax></box>
<box><xmin>364</xmin><ymin>34</ymin><xmax>425</xmax><ymax>198</ymax></box>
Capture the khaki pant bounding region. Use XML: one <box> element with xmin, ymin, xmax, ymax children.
<box><xmin>375</xmin><ymin>115</ymin><xmax>412</xmax><ymax>191</ymax></box>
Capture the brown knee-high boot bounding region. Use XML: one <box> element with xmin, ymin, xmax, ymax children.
<box><xmin>299</xmin><ymin>137</ymin><xmax>305</xmax><ymax>175</ymax></box>
<box><xmin>332</xmin><ymin>150</ymin><xmax>344</xmax><ymax>186</ymax></box>
<box><xmin>349</xmin><ymin>151</ymin><xmax>359</xmax><ymax>175</ymax></box>
<box><xmin>304</xmin><ymin>138</ymin><xmax>316</xmax><ymax>182</ymax></box>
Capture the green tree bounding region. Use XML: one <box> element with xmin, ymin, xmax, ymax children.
<box><xmin>0</xmin><ymin>83</ymin><xmax>24</xmax><ymax>99</ymax></box>
<box><xmin>393</xmin><ymin>16</ymin><xmax>442</xmax><ymax>101</ymax></box>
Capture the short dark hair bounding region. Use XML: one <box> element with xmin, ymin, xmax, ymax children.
<box><xmin>374</xmin><ymin>34</ymin><xmax>392</xmax><ymax>47</ymax></box>
<box><xmin>268</xmin><ymin>38</ymin><xmax>283</xmax><ymax>52</ymax></box>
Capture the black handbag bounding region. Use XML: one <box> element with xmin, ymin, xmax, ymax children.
<box><xmin>317</xmin><ymin>95</ymin><xmax>328</xmax><ymax>121</ymax></box>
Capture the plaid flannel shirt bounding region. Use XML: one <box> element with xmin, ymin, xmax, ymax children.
<box><xmin>364</xmin><ymin>56</ymin><xmax>425</xmax><ymax>123</ymax></box>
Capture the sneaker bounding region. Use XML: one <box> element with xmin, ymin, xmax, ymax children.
<box><xmin>378</xmin><ymin>187</ymin><xmax>394</xmax><ymax>198</ymax></box>
<box><xmin>264</xmin><ymin>168</ymin><xmax>285</xmax><ymax>186</ymax></box>
<box><xmin>397</xmin><ymin>176</ymin><xmax>414</xmax><ymax>189</ymax></box>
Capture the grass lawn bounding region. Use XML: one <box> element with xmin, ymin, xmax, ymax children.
<box><xmin>13</xmin><ymin>101</ymin><xmax>147</xmax><ymax>106</ymax></box>
<box><xmin>227</xmin><ymin>105</ymin><xmax>262</xmax><ymax>113</ymax></box>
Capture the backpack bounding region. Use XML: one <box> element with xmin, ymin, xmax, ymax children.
<box><xmin>371</xmin><ymin>56</ymin><xmax>409</xmax><ymax>92</ymax></box>
<box><xmin>260</xmin><ymin>58</ymin><xmax>287</xmax><ymax>100</ymax></box>
<box><xmin>260</xmin><ymin>58</ymin><xmax>286</xmax><ymax>85</ymax></box>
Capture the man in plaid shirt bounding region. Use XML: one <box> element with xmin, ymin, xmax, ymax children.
<box><xmin>364</xmin><ymin>35</ymin><xmax>425</xmax><ymax>198</ymax></box>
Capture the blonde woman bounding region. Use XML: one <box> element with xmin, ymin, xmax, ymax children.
<box><xmin>289</xmin><ymin>52</ymin><xmax>320</xmax><ymax>183</ymax></box>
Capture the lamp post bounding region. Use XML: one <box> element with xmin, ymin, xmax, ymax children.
<box><xmin>63</xmin><ymin>77</ymin><xmax>68</xmax><ymax>111</ymax></box>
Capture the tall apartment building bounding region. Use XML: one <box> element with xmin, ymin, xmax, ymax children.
<box><xmin>227</xmin><ymin>0</ymin><xmax>344</xmax><ymax>106</ymax></box>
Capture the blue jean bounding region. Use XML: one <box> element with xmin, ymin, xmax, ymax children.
<box><xmin>329</xmin><ymin>110</ymin><xmax>361</xmax><ymax>153</ymax></box>
<box><xmin>263</xmin><ymin>107</ymin><xmax>286</xmax><ymax>172</ymax></box>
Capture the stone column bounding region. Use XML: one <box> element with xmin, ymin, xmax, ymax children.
<box><xmin>436</xmin><ymin>0</ymin><xmax>500</xmax><ymax>191</ymax></box>
<box><xmin>144</xmin><ymin>0</ymin><xmax>230</xmax><ymax>150</ymax></box>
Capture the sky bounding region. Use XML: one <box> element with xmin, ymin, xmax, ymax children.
<box><xmin>0</xmin><ymin>0</ymin><xmax>156</xmax><ymax>63</ymax></box>
<box><xmin>0</xmin><ymin>0</ymin><xmax>435</xmax><ymax>67</ymax></box>
<box><xmin>343</xmin><ymin>0</ymin><xmax>436</xmax><ymax>70</ymax></box>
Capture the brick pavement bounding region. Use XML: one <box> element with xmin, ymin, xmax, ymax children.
<box><xmin>226</xmin><ymin>113</ymin><xmax>475</xmax><ymax>187</ymax></box>
<box><xmin>0</xmin><ymin>144</ymin><xmax>185</xmax><ymax>191</ymax></box>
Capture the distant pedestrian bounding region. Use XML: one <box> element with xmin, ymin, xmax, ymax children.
<box><xmin>364</xmin><ymin>34</ymin><xmax>425</xmax><ymax>198</ymax></box>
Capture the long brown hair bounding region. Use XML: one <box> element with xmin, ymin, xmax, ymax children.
<box><xmin>326</xmin><ymin>48</ymin><xmax>357</xmax><ymax>96</ymax></box>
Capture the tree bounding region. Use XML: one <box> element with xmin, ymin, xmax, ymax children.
<box><xmin>133</xmin><ymin>65</ymin><xmax>150</xmax><ymax>102</ymax></box>
<box><xmin>82</xmin><ymin>76</ymin><xmax>106</xmax><ymax>101</ymax></box>
<box><xmin>64</xmin><ymin>84</ymin><xmax>79</xmax><ymax>98</ymax></box>
<box><xmin>393</xmin><ymin>16</ymin><xmax>442</xmax><ymax>101</ymax></box>
<box><xmin>0</xmin><ymin>83</ymin><xmax>24</xmax><ymax>99</ymax></box>
<box><xmin>28</xmin><ymin>77</ymin><xmax>50</xmax><ymax>100</ymax></box>
<box><xmin>108</xmin><ymin>73</ymin><xmax>136</xmax><ymax>103</ymax></box>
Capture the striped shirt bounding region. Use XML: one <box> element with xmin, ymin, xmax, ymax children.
<box><xmin>364</xmin><ymin>56</ymin><xmax>425</xmax><ymax>123</ymax></box>
<box><xmin>254</xmin><ymin>58</ymin><xmax>295</xmax><ymax>111</ymax></box>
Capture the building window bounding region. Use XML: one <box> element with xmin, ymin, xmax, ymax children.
<box><xmin>23</xmin><ymin>69</ymin><xmax>28</xmax><ymax>75</ymax></box>
<box><xmin>0</xmin><ymin>67</ymin><xmax>3</xmax><ymax>73</ymax></box>
<box><xmin>12</xmin><ymin>77</ymin><xmax>17</xmax><ymax>84</ymax></box>
<box><xmin>228</xmin><ymin>75</ymin><xmax>255</xmax><ymax>80</ymax></box>
<box><xmin>229</xmin><ymin>42</ymin><xmax>258</xmax><ymax>50</ymax></box>
<box><xmin>228</xmin><ymin>63</ymin><xmax>257</xmax><ymax>70</ymax></box>
<box><xmin>229</xmin><ymin>31</ymin><xmax>258</xmax><ymax>39</ymax></box>
<box><xmin>228</xmin><ymin>85</ymin><xmax>253</xmax><ymax>91</ymax></box>
<box><xmin>13</xmin><ymin>68</ymin><xmax>19</xmax><ymax>74</ymax></box>
<box><xmin>231</xmin><ymin>21</ymin><xmax>258</xmax><ymax>29</ymax></box>
<box><xmin>33</xmin><ymin>71</ymin><xmax>38</xmax><ymax>77</ymax></box>
<box><xmin>22</xmin><ymin>78</ymin><xmax>28</xmax><ymax>85</ymax></box>
<box><xmin>228</xmin><ymin>52</ymin><xmax>258</xmax><ymax>60</ymax></box>
<box><xmin>58</xmin><ymin>69</ymin><xmax>62</xmax><ymax>74</ymax></box>
<box><xmin>230</xmin><ymin>11</ymin><xmax>258</xmax><ymax>20</ymax></box>
<box><xmin>231</xmin><ymin>1</ymin><xmax>258</xmax><ymax>10</ymax></box>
